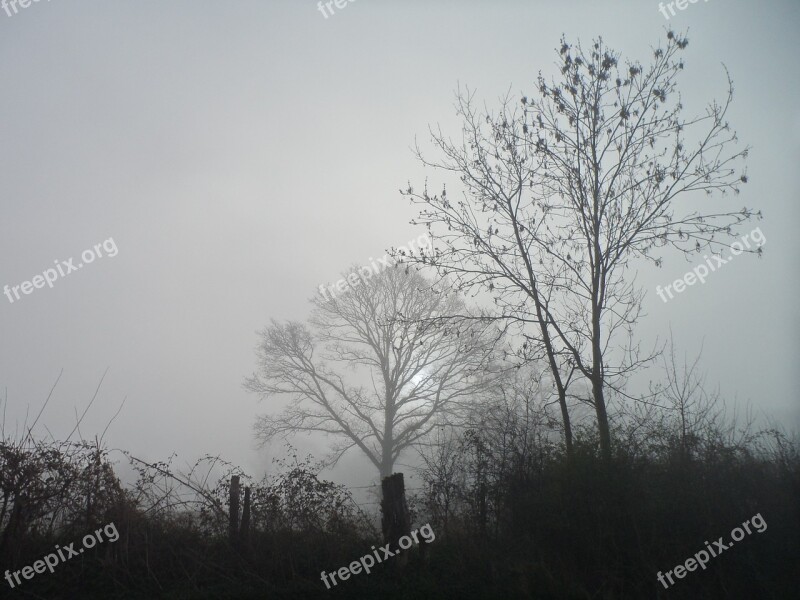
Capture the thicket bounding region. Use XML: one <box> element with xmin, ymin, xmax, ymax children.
<box><xmin>1</xmin><ymin>387</ymin><xmax>797</xmax><ymax>599</ymax></box>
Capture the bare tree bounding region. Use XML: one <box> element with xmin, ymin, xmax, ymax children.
<box><xmin>397</xmin><ymin>83</ymin><xmax>581</xmax><ymax>457</ymax></box>
<box><xmin>245</xmin><ymin>267</ymin><xmax>500</xmax><ymax>479</ymax></box>
<box><xmin>651</xmin><ymin>333</ymin><xmax>724</xmax><ymax>464</ymax></box>
<box><xmin>401</xmin><ymin>31</ymin><xmax>758</xmax><ymax>460</ymax></box>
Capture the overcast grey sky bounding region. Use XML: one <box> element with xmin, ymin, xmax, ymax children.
<box><xmin>1</xmin><ymin>0</ymin><xmax>798</xmax><ymax>493</ymax></box>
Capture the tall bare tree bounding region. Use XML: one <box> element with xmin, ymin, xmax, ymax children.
<box><xmin>245</xmin><ymin>267</ymin><xmax>499</xmax><ymax>479</ymax></box>
<box><xmin>401</xmin><ymin>31</ymin><xmax>757</xmax><ymax>460</ymax></box>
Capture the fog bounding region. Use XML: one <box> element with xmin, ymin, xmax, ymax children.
<box><xmin>1</xmin><ymin>0</ymin><xmax>798</xmax><ymax>497</ymax></box>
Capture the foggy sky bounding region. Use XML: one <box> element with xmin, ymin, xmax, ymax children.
<box><xmin>1</xmin><ymin>0</ymin><xmax>798</xmax><ymax>494</ymax></box>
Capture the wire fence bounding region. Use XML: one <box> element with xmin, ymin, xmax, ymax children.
<box><xmin>344</xmin><ymin>482</ymin><xmax>427</xmax><ymax>506</ymax></box>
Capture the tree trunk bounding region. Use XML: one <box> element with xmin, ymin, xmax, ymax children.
<box><xmin>592</xmin><ymin>376</ymin><xmax>611</xmax><ymax>462</ymax></box>
<box><xmin>532</xmin><ymin>295</ymin><xmax>574</xmax><ymax>461</ymax></box>
<box><xmin>379</xmin><ymin>453</ymin><xmax>393</xmax><ymax>480</ymax></box>
<box><xmin>590</xmin><ymin>250</ymin><xmax>611</xmax><ymax>462</ymax></box>
<box><xmin>557</xmin><ymin>388</ymin><xmax>574</xmax><ymax>460</ymax></box>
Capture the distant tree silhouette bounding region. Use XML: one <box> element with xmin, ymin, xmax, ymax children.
<box><xmin>246</xmin><ymin>267</ymin><xmax>500</xmax><ymax>479</ymax></box>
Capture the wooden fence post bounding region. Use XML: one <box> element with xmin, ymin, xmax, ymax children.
<box><xmin>381</xmin><ymin>472</ymin><xmax>411</xmax><ymax>569</ymax></box>
<box><xmin>229</xmin><ymin>475</ymin><xmax>240</xmax><ymax>544</ymax></box>
<box><xmin>240</xmin><ymin>486</ymin><xmax>251</xmax><ymax>546</ymax></box>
